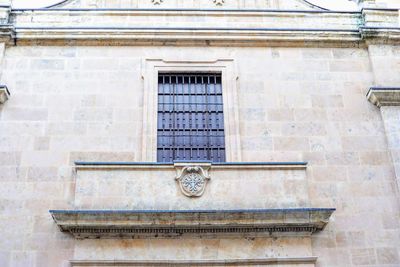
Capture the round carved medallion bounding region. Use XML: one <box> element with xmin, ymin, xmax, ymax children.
<box><xmin>182</xmin><ymin>172</ymin><xmax>205</xmax><ymax>195</ymax></box>
<box><xmin>175</xmin><ymin>165</ymin><xmax>211</xmax><ymax>197</ymax></box>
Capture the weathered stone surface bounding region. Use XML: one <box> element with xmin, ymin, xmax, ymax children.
<box><xmin>0</xmin><ymin>1</ymin><xmax>400</xmax><ymax>266</ymax></box>
<box><xmin>50</xmin><ymin>208</ymin><xmax>335</xmax><ymax>239</ymax></box>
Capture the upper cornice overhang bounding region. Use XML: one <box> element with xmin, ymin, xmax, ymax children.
<box><xmin>2</xmin><ymin>8</ymin><xmax>400</xmax><ymax>46</ymax></box>
<box><xmin>50</xmin><ymin>208</ymin><xmax>335</xmax><ymax>239</ymax></box>
<box><xmin>13</xmin><ymin>27</ymin><xmax>362</xmax><ymax>47</ymax></box>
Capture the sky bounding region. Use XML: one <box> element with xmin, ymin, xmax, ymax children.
<box><xmin>12</xmin><ymin>0</ymin><xmax>358</xmax><ymax>10</ymax></box>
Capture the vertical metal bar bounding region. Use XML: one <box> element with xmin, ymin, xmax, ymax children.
<box><xmin>173</xmin><ymin>74</ymin><xmax>177</xmax><ymax>161</ymax></box>
<box><xmin>195</xmin><ymin>75</ymin><xmax>199</xmax><ymax>160</ymax></box>
<box><xmin>209</xmin><ymin>74</ymin><xmax>212</xmax><ymax>161</ymax></box>
<box><xmin>189</xmin><ymin>75</ymin><xmax>193</xmax><ymax>161</ymax></box>
<box><xmin>216</xmin><ymin>74</ymin><xmax>219</xmax><ymax>161</ymax></box>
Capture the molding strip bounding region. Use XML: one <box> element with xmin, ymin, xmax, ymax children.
<box><xmin>70</xmin><ymin>257</ymin><xmax>318</xmax><ymax>266</ymax></box>
<box><xmin>74</xmin><ymin>161</ymin><xmax>308</xmax><ymax>170</ymax></box>
<box><xmin>4</xmin><ymin>7</ymin><xmax>400</xmax><ymax>46</ymax></box>
<box><xmin>14</xmin><ymin>27</ymin><xmax>361</xmax><ymax>47</ymax></box>
<box><xmin>367</xmin><ymin>87</ymin><xmax>400</xmax><ymax>107</ymax></box>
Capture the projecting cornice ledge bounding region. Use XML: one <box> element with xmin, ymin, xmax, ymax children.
<box><xmin>70</xmin><ymin>257</ymin><xmax>318</xmax><ymax>266</ymax></box>
<box><xmin>14</xmin><ymin>27</ymin><xmax>361</xmax><ymax>47</ymax></box>
<box><xmin>361</xmin><ymin>27</ymin><xmax>400</xmax><ymax>44</ymax></box>
<box><xmin>367</xmin><ymin>87</ymin><xmax>400</xmax><ymax>107</ymax></box>
<box><xmin>49</xmin><ymin>208</ymin><xmax>335</xmax><ymax>239</ymax></box>
<box><xmin>0</xmin><ymin>85</ymin><xmax>10</xmax><ymax>104</ymax></box>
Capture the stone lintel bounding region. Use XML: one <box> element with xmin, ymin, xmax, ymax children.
<box><xmin>0</xmin><ymin>85</ymin><xmax>9</xmax><ymax>104</ymax></box>
<box><xmin>367</xmin><ymin>87</ymin><xmax>400</xmax><ymax>107</ymax></box>
<box><xmin>70</xmin><ymin>257</ymin><xmax>318</xmax><ymax>266</ymax></box>
<box><xmin>50</xmin><ymin>208</ymin><xmax>335</xmax><ymax>239</ymax></box>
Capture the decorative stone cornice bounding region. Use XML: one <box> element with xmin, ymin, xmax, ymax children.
<box><xmin>70</xmin><ymin>257</ymin><xmax>319</xmax><ymax>266</ymax></box>
<box><xmin>367</xmin><ymin>87</ymin><xmax>400</xmax><ymax>107</ymax></box>
<box><xmin>14</xmin><ymin>27</ymin><xmax>362</xmax><ymax>47</ymax></box>
<box><xmin>50</xmin><ymin>208</ymin><xmax>335</xmax><ymax>239</ymax></box>
<box><xmin>11</xmin><ymin>9</ymin><xmax>361</xmax><ymax>46</ymax></box>
<box><xmin>361</xmin><ymin>27</ymin><xmax>400</xmax><ymax>43</ymax></box>
<box><xmin>7</xmin><ymin>8</ymin><xmax>400</xmax><ymax>46</ymax></box>
<box><xmin>362</xmin><ymin>8</ymin><xmax>399</xmax><ymax>27</ymax></box>
<box><xmin>0</xmin><ymin>85</ymin><xmax>10</xmax><ymax>104</ymax></box>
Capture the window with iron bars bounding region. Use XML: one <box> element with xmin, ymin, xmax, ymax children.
<box><xmin>157</xmin><ymin>73</ymin><xmax>226</xmax><ymax>163</ymax></box>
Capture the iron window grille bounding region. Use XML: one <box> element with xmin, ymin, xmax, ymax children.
<box><xmin>157</xmin><ymin>73</ymin><xmax>226</xmax><ymax>163</ymax></box>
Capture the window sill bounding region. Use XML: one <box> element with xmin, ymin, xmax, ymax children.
<box><xmin>74</xmin><ymin>161</ymin><xmax>308</xmax><ymax>171</ymax></box>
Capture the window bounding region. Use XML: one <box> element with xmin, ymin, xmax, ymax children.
<box><xmin>157</xmin><ymin>73</ymin><xmax>226</xmax><ymax>163</ymax></box>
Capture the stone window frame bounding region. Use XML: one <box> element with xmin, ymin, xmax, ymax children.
<box><xmin>141</xmin><ymin>58</ymin><xmax>241</xmax><ymax>162</ymax></box>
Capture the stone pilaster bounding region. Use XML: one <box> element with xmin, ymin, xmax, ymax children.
<box><xmin>367</xmin><ymin>88</ymin><xmax>400</xmax><ymax>193</ymax></box>
<box><xmin>0</xmin><ymin>0</ymin><xmax>11</xmax><ymax>98</ymax></box>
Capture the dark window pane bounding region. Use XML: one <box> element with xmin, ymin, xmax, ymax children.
<box><xmin>157</xmin><ymin>73</ymin><xmax>226</xmax><ymax>163</ymax></box>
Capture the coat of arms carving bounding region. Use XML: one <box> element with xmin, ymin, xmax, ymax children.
<box><xmin>175</xmin><ymin>163</ymin><xmax>211</xmax><ymax>197</ymax></box>
<box><xmin>213</xmin><ymin>0</ymin><xmax>225</xmax><ymax>5</ymax></box>
<box><xmin>151</xmin><ymin>0</ymin><xmax>163</xmax><ymax>5</ymax></box>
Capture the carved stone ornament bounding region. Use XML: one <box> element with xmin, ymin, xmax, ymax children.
<box><xmin>213</xmin><ymin>0</ymin><xmax>225</xmax><ymax>5</ymax></box>
<box><xmin>175</xmin><ymin>164</ymin><xmax>211</xmax><ymax>197</ymax></box>
<box><xmin>151</xmin><ymin>0</ymin><xmax>163</xmax><ymax>5</ymax></box>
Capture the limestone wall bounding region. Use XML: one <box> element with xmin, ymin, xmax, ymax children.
<box><xmin>0</xmin><ymin>44</ymin><xmax>399</xmax><ymax>266</ymax></box>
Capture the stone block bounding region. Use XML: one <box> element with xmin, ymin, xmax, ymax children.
<box><xmin>281</xmin><ymin>122</ymin><xmax>327</xmax><ymax>136</ymax></box>
<box><xmin>273</xmin><ymin>137</ymin><xmax>310</xmax><ymax>151</ymax></box>
<box><xmin>351</xmin><ymin>248</ymin><xmax>377</xmax><ymax>265</ymax></box>
<box><xmin>311</xmin><ymin>95</ymin><xmax>344</xmax><ymax>108</ymax></box>
<box><xmin>21</xmin><ymin>151</ymin><xmax>68</xmax><ymax>167</ymax></box>
<box><xmin>0</xmin><ymin>251</ymin><xmax>9</xmax><ymax>267</ymax></box>
<box><xmin>31</xmin><ymin>59</ymin><xmax>65</xmax><ymax>70</ymax></box>
<box><xmin>1</xmin><ymin>107</ymin><xmax>48</xmax><ymax>121</ymax></box>
<box><xmin>325</xmin><ymin>152</ymin><xmax>360</xmax><ymax>165</ymax></box>
<box><xmin>311</xmin><ymin>166</ymin><xmax>347</xmax><ymax>182</ymax></box>
<box><xmin>377</xmin><ymin>247</ymin><xmax>400</xmax><ymax>264</ymax></box>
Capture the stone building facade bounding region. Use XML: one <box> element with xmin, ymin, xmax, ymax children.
<box><xmin>0</xmin><ymin>0</ymin><xmax>400</xmax><ymax>266</ymax></box>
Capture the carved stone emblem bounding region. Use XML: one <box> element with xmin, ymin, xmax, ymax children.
<box><xmin>175</xmin><ymin>164</ymin><xmax>211</xmax><ymax>197</ymax></box>
<box><xmin>213</xmin><ymin>0</ymin><xmax>225</xmax><ymax>5</ymax></box>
